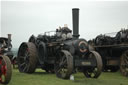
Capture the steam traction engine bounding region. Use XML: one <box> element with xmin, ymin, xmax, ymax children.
<box><xmin>0</xmin><ymin>34</ymin><xmax>12</xmax><ymax>84</ymax></box>
<box><xmin>17</xmin><ymin>8</ymin><xmax>103</xmax><ymax>79</ymax></box>
<box><xmin>89</xmin><ymin>29</ymin><xmax>128</xmax><ymax>77</ymax></box>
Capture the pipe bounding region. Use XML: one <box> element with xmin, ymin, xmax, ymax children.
<box><xmin>72</xmin><ymin>8</ymin><xmax>80</xmax><ymax>38</ymax></box>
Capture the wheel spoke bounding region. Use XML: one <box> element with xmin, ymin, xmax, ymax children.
<box><xmin>59</xmin><ymin>59</ymin><xmax>67</xmax><ymax>67</ymax></box>
<box><xmin>20</xmin><ymin>62</ymin><xmax>26</xmax><ymax>67</ymax></box>
<box><xmin>124</xmin><ymin>59</ymin><xmax>128</xmax><ymax>65</ymax></box>
<box><xmin>57</xmin><ymin>68</ymin><xmax>62</xmax><ymax>73</ymax></box>
<box><xmin>125</xmin><ymin>55</ymin><xmax>128</xmax><ymax>60</ymax></box>
<box><xmin>22</xmin><ymin>64</ymin><xmax>28</xmax><ymax>72</ymax></box>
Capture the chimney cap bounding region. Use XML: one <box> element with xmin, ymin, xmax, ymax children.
<box><xmin>72</xmin><ymin>8</ymin><xmax>79</xmax><ymax>10</ymax></box>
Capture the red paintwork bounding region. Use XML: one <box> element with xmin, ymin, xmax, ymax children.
<box><xmin>0</xmin><ymin>56</ymin><xmax>7</xmax><ymax>83</ymax></box>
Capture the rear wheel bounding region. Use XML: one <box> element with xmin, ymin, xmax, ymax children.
<box><xmin>0</xmin><ymin>55</ymin><xmax>12</xmax><ymax>84</ymax></box>
<box><xmin>54</xmin><ymin>50</ymin><xmax>73</xmax><ymax>79</ymax></box>
<box><xmin>83</xmin><ymin>51</ymin><xmax>103</xmax><ymax>78</ymax></box>
<box><xmin>17</xmin><ymin>42</ymin><xmax>38</xmax><ymax>73</ymax></box>
<box><xmin>120</xmin><ymin>50</ymin><xmax>128</xmax><ymax>76</ymax></box>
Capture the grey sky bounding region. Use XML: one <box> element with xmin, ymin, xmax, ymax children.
<box><xmin>1</xmin><ymin>1</ymin><xmax>128</xmax><ymax>48</ymax></box>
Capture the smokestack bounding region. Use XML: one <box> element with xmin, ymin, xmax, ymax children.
<box><xmin>7</xmin><ymin>34</ymin><xmax>12</xmax><ymax>51</ymax></box>
<box><xmin>8</xmin><ymin>34</ymin><xmax>12</xmax><ymax>41</ymax></box>
<box><xmin>72</xmin><ymin>8</ymin><xmax>79</xmax><ymax>38</ymax></box>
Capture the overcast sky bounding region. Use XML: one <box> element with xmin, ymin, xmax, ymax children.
<box><xmin>1</xmin><ymin>1</ymin><xmax>128</xmax><ymax>48</ymax></box>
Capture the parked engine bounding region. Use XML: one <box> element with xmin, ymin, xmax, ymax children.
<box><xmin>17</xmin><ymin>8</ymin><xmax>103</xmax><ymax>79</ymax></box>
<box><xmin>0</xmin><ymin>34</ymin><xmax>12</xmax><ymax>84</ymax></box>
<box><xmin>89</xmin><ymin>29</ymin><xmax>128</xmax><ymax>77</ymax></box>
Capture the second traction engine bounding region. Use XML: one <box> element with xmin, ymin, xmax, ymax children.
<box><xmin>89</xmin><ymin>29</ymin><xmax>128</xmax><ymax>77</ymax></box>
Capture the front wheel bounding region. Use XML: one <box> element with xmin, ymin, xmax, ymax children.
<box><xmin>0</xmin><ymin>55</ymin><xmax>12</xmax><ymax>84</ymax></box>
<box><xmin>54</xmin><ymin>50</ymin><xmax>73</xmax><ymax>79</ymax></box>
<box><xmin>83</xmin><ymin>51</ymin><xmax>103</xmax><ymax>78</ymax></box>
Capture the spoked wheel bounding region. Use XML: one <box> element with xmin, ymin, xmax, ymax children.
<box><xmin>54</xmin><ymin>50</ymin><xmax>73</xmax><ymax>79</ymax></box>
<box><xmin>17</xmin><ymin>42</ymin><xmax>38</xmax><ymax>73</ymax></box>
<box><xmin>120</xmin><ymin>50</ymin><xmax>128</xmax><ymax>76</ymax></box>
<box><xmin>83</xmin><ymin>51</ymin><xmax>103</xmax><ymax>78</ymax></box>
<box><xmin>0</xmin><ymin>55</ymin><xmax>12</xmax><ymax>84</ymax></box>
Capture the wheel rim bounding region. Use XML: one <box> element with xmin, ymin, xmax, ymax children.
<box><xmin>0</xmin><ymin>57</ymin><xmax>7</xmax><ymax>83</ymax></box>
<box><xmin>18</xmin><ymin>43</ymin><xmax>30</xmax><ymax>72</ymax></box>
<box><xmin>120</xmin><ymin>50</ymin><xmax>128</xmax><ymax>76</ymax></box>
<box><xmin>55</xmin><ymin>50</ymin><xmax>73</xmax><ymax>79</ymax></box>
<box><xmin>83</xmin><ymin>51</ymin><xmax>102</xmax><ymax>78</ymax></box>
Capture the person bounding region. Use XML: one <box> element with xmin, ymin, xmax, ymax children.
<box><xmin>56</xmin><ymin>24</ymin><xmax>73</xmax><ymax>40</ymax></box>
<box><xmin>0</xmin><ymin>40</ymin><xmax>6</xmax><ymax>54</ymax></box>
<box><xmin>61</xmin><ymin>24</ymin><xmax>72</xmax><ymax>34</ymax></box>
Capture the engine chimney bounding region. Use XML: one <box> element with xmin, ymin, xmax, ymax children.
<box><xmin>72</xmin><ymin>8</ymin><xmax>80</xmax><ymax>38</ymax></box>
<box><xmin>8</xmin><ymin>34</ymin><xmax>12</xmax><ymax>41</ymax></box>
<box><xmin>7</xmin><ymin>34</ymin><xmax>12</xmax><ymax>51</ymax></box>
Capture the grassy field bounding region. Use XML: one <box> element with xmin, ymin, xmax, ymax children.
<box><xmin>8</xmin><ymin>69</ymin><xmax>128</xmax><ymax>85</ymax></box>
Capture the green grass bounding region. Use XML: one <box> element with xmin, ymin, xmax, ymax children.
<box><xmin>8</xmin><ymin>69</ymin><xmax>128</xmax><ymax>85</ymax></box>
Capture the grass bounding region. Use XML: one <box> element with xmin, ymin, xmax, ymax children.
<box><xmin>8</xmin><ymin>69</ymin><xmax>128</xmax><ymax>85</ymax></box>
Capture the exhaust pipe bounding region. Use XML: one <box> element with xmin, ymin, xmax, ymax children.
<box><xmin>8</xmin><ymin>34</ymin><xmax>12</xmax><ymax>41</ymax></box>
<box><xmin>72</xmin><ymin>8</ymin><xmax>80</xmax><ymax>38</ymax></box>
<box><xmin>7</xmin><ymin>34</ymin><xmax>12</xmax><ymax>51</ymax></box>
